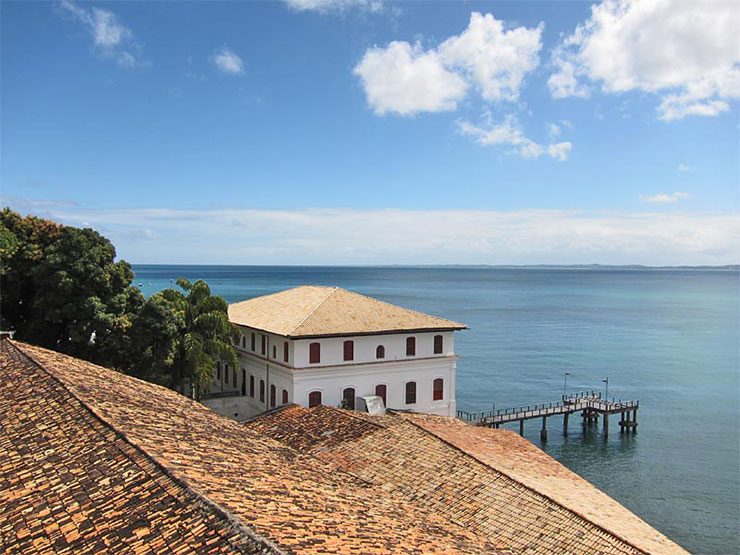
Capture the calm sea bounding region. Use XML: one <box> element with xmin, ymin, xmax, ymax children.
<box><xmin>133</xmin><ymin>265</ymin><xmax>739</xmax><ymax>554</ymax></box>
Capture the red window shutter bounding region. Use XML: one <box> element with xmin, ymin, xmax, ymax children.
<box><xmin>270</xmin><ymin>385</ymin><xmax>276</xmax><ymax>408</ymax></box>
<box><xmin>261</xmin><ymin>335</ymin><xmax>266</xmax><ymax>355</ymax></box>
<box><xmin>433</xmin><ymin>378</ymin><xmax>444</xmax><ymax>401</ymax></box>
<box><xmin>406</xmin><ymin>337</ymin><xmax>416</xmax><ymax>356</ymax></box>
<box><xmin>282</xmin><ymin>389</ymin><xmax>288</xmax><ymax>404</ymax></box>
<box><xmin>259</xmin><ymin>380</ymin><xmax>265</xmax><ymax>403</ymax></box>
<box><xmin>249</xmin><ymin>375</ymin><xmax>254</xmax><ymax>397</ymax></box>
<box><xmin>343</xmin><ymin>340</ymin><xmax>354</xmax><ymax>362</ymax></box>
<box><xmin>251</xmin><ymin>333</ymin><xmax>255</xmax><ymax>351</ymax></box>
<box><xmin>309</xmin><ymin>342</ymin><xmax>321</xmax><ymax>364</ymax></box>
<box><xmin>308</xmin><ymin>391</ymin><xmax>322</xmax><ymax>408</ymax></box>
<box><xmin>434</xmin><ymin>335</ymin><xmax>443</xmax><ymax>354</ymax></box>
<box><xmin>405</xmin><ymin>381</ymin><xmax>416</xmax><ymax>404</ymax></box>
<box><xmin>375</xmin><ymin>384</ymin><xmax>387</xmax><ymax>406</ymax></box>
<box><xmin>283</xmin><ymin>342</ymin><xmax>289</xmax><ymax>362</ymax></box>
<box><xmin>376</xmin><ymin>345</ymin><xmax>385</xmax><ymax>359</ymax></box>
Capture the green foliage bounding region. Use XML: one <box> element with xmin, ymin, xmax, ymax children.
<box><xmin>0</xmin><ymin>208</ymin><xmax>237</xmax><ymax>398</ymax></box>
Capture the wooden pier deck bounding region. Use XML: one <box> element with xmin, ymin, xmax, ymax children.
<box><xmin>457</xmin><ymin>390</ymin><xmax>639</xmax><ymax>440</ymax></box>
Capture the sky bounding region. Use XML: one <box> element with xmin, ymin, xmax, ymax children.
<box><xmin>1</xmin><ymin>0</ymin><xmax>738</xmax><ymax>265</ymax></box>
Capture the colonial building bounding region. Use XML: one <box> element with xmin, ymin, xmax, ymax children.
<box><xmin>206</xmin><ymin>285</ymin><xmax>466</xmax><ymax>420</ymax></box>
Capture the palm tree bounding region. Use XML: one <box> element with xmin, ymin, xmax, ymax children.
<box><xmin>161</xmin><ymin>278</ymin><xmax>238</xmax><ymax>399</ymax></box>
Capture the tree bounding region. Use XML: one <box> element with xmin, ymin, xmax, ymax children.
<box><xmin>160</xmin><ymin>278</ymin><xmax>239</xmax><ymax>399</ymax></box>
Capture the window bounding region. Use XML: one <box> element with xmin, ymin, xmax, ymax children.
<box><xmin>376</xmin><ymin>345</ymin><xmax>385</xmax><ymax>359</ymax></box>
<box><xmin>224</xmin><ymin>364</ymin><xmax>228</xmax><ymax>385</ymax></box>
<box><xmin>282</xmin><ymin>389</ymin><xmax>288</xmax><ymax>405</ymax></box>
<box><xmin>272</xmin><ymin>345</ymin><xmax>277</xmax><ymax>359</ymax></box>
<box><xmin>434</xmin><ymin>335</ymin><xmax>443</xmax><ymax>354</ymax></box>
<box><xmin>375</xmin><ymin>384</ymin><xmax>387</xmax><ymax>406</ymax></box>
<box><xmin>433</xmin><ymin>378</ymin><xmax>444</xmax><ymax>401</ymax></box>
<box><xmin>270</xmin><ymin>384</ymin><xmax>276</xmax><ymax>408</ymax></box>
<box><xmin>309</xmin><ymin>342</ymin><xmax>321</xmax><ymax>364</ymax></box>
<box><xmin>232</xmin><ymin>368</ymin><xmax>237</xmax><ymax>387</ymax></box>
<box><xmin>283</xmin><ymin>341</ymin><xmax>289</xmax><ymax>363</ymax></box>
<box><xmin>241</xmin><ymin>335</ymin><xmax>246</xmax><ymax>349</ymax></box>
<box><xmin>342</xmin><ymin>387</ymin><xmax>355</xmax><ymax>410</ymax></box>
<box><xmin>261</xmin><ymin>335</ymin><xmax>266</xmax><ymax>355</ymax></box>
<box><xmin>241</xmin><ymin>369</ymin><xmax>246</xmax><ymax>396</ymax></box>
<box><xmin>250</xmin><ymin>375</ymin><xmax>255</xmax><ymax>397</ymax></box>
<box><xmin>251</xmin><ymin>332</ymin><xmax>255</xmax><ymax>351</ymax></box>
<box><xmin>216</xmin><ymin>361</ymin><xmax>221</xmax><ymax>380</ymax></box>
<box><xmin>308</xmin><ymin>391</ymin><xmax>322</xmax><ymax>408</ymax></box>
<box><xmin>405</xmin><ymin>381</ymin><xmax>417</xmax><ymax>404</ymax></box>
<box><xmin>406</xmin><ymin>337</ymin><xmax>416</xmax><ymax>356</ymax></box>
<box><xmin>343</xmin><ymin>340</ymin><xmax>354</xmax><ymax>362</ymax></box>
<box><xmin>259</xmin><ymin>380</ymin><xmax>265</xmax><ymax>403</ymax></box>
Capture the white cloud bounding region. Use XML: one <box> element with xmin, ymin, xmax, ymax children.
<box><xmin>438</xmin><ymin>13</ymin><xmax>543</xmax><ymax>102</ymax></box>
<box><xmin>678</xmin><ymin>164</ymin><xmax>695</xmax><ymax>172</ymax></box>
<box><xmin>639</xmin><ymin>192</ymin><xmax>690</xmax><ymax>203</ymax></box>
<box><xmin>353</xmin><ymin>41</ymin><xmax>467</xmax><ymax>116</ymax></box>
<box><xmin>285</xmin><ymin>0</ymin><xmax>382</xmax><ymax>12</ymax></box>
<box><xmin>548</xmin><ymin>0</ymin><xmax>740</xmax><ymax>120</ymax></box>
<box><xmin>59</xmin><ymin>0</ymin><xmax>143</xmax><ymax>68</ymax></box>
<box><xmin>547</xmin><ymin>122</ymin><xmax>561</xmax><ymax>138</ymax></box>
<box><xmin>458</xmin><ymin>115</ymin><xmax>573</xmax><ymax>161</ymax></box>
<box><xmin>212</xmin><ymin>47</ymin><xmax>244</xmax><ymax>75</ymax></box>
<box><xmin>354</xmin><ymin>12</ymin><xmax>543</xmax><ymax>115</ymax></box>
<box><xmin>6</xmin><ymin>201</ymin><xmax>736</xmax><ymax>266</ymax></box>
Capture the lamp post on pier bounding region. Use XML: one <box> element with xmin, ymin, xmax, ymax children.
<box><xmin>563</xmin><ymin>371</ymin><xmax>570</xmax><ymax>398</ymax></box>
<box><xmin>602</xmin><ymin>377</ymin><xmax>609</xmax><ymax>401</ymax></box>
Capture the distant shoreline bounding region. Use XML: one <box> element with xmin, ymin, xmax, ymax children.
<box><xmin>130</xmin><ymin>263</ymin><xmax>740</xmax><ymax>271</ymax></box>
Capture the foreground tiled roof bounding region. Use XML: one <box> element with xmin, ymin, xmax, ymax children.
<box><xmin>246</xmin><ymin>405</ymin><xmax>690</xmax><ymax>555</ymax></box>
<box><xmin>1</xmin><ymin>340</ymin><xmax>501</xmax><ymax>554</ymax></box>
<box><xmin>228</xmin><ymin>286</ymin><xmax>467</xmax><ymax>337</ymax></box>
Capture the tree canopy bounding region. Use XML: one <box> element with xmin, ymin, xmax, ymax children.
<box><xmin>0</xmin><ymin>208</ymin><xmax>236</xmax><ymax>397</ymax></box>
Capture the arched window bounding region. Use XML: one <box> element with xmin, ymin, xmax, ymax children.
<box><xmin>342</xmin><ymin>387</ymin><xmax>355</xmax><ymax>410</ymax></box>
<box><xmin>434</xmin><ymin>335</ymin><xmax>443</xmax><ymax>354</ymax></box>
<box><xmin>241</xmin><ymin>369</ymin><xmax>246</xmax><ymax>396</ymax></box>
<box><xmin>283</xmin><ymin>341</ymin><xmax>289</xmax><ymax>362</ymax></box>
<box><xmin>259</xmin><ymin>380</ymin><xmax>265</xmax><ymax>403</ymax></box>
<box><xmin>251</xmin><ymin>332</ymin><xmax>255</xmax><ymax>351</ymax></box>
<box><xmin>216</xmin><ymin>361</ymin><xmax>221</xmax><ymax>380</ymax></box>
<box><xmin>406</xmin><ymin>337</ymin><xmax>416</xmax><ymax>356</ymax></box>
<box><xmin>282</xmin><ymin>389</ymin><xmax>288</xmax><ymax>405</ymax></box>
<box><xmin>272</xmin><ymin>345</ymin><xmax>277</xmax><ymax>359</ymax></box>
<box><xmin>309</xmin><ymin>342</ymin><xmax>321</xmax><ymax>364</ymax></box>
<box><xmin>261</xmin><ymin>335</ymin><xmax>266</xmax><ymax>355</ymax></box>
<box><xmin>270</xmin><ymin>384</ymin><xmax>276</xmax><ymax>408</ymax></box>
<box><xmin>375</xmin><ymin>384</ymin><xmax>387</xmax><ymax>406</ymax></box>
<box><xmin>308</xmin><ymin>391</ymin><xmax>322</xmax><ymax>408</ymax></box>
<box><xmin>232</xmin><ymin>368</ymin><xmax>237</xmax><ymax>388</ymax></box>
<box><xmin>405</xmin><ymin>381</ymin><xmax>417</xmax><ymax>404</ymax></box>
<box><xmin>433</xmin><ymin>378</ymin><xmax>444</xmax><ymax>401</ymax></box>
<box><xmin>343</xmin><ymin>340</ymin><xmax>354</xmax><ymax>362</ymax></box>
<box><xmin>376</xmin><ymin>345</ymin><xmax>385</xmax><ymax>359</ymax></box>
<box><xmin>249</xmin><ymin>375</ymin><xmax>255</xmax><ymax>397</ymax></box>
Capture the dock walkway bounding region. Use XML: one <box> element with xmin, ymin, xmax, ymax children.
<box><xmin>457</xmin><ymin>390</ymin><xmax>639</xmax><ymax>440</ymax></box>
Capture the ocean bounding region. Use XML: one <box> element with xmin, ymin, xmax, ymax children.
<box><xmin>133</xmin><ymin>265</ymin><xmax>739</xmax><ymax>554</ymax></box>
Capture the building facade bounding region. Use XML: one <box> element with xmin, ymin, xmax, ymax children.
<box><xmin>203</xmin><ymin>286</ymin><xmax>466</xmax><ymax>420</ymax></box>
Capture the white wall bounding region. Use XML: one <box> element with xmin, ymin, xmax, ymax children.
<box><xmin>293</xmin><ymin>331</ymin><xmax>455</xmax><ymax>368</ymax></box>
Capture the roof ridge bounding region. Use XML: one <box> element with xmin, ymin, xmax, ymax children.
<box><xmin>288</xmin><ymin>286</ymin><xmax>339</xmax><ymax>336</ymax></box>
<box><xmin>8</xmin><ymin>339</ymin><xmax>287</xmax><ymax>555</ymax></box>
<box><xmin>397</xmin><ymin>413</ymin><xmax>650</xmax><ymax>555</ymax></box>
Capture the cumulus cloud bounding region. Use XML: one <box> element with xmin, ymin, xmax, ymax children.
<box><xmin>353</xmin><ymin>42</ymin><xmax>467</xmax><ymax>115</ymax></box>
<box><xmin>8</xmin><ymin>200</ymin><xmax>735</xmax><ymax>266</ymax></box>
<box><xmin>678</xmin><ymin>164</ymin><xmax>695</xmax><ymax>172</ymax></box>
<box><xmin>212</xmin><ymin>47</ymin><xmax>244</xmax><ymax>75</ymax></box>
<box><xmin>639</xmin><ymin>192</ymin><xmax>690</xmax><ymax>203</ymax></box>
<box><xmin>59</xmin><ymin>0</ymin><xmax>144</xmax><ymax>68</ymax></box>
<box><xmin>458</xmin><ymin>115</ymin><xmax>573</xmax><ymax>161</ymax></box>
<box><xmin>548</xmin><ymin>0</ymin><xmax>740</xmax><ymax>120</ymax></box>
<box><xmin>354</xmin><ymin>12</ymin><xmax>543</xmax><ymax>115</ymax></box>
<box><xmin>285</xmin><ymin>0</ymin><xmax>382</xmax><ymax>12</ymax></box>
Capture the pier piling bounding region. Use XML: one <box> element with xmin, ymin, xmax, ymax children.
<box><xmin>519</xmin><ymin>420</ymin><xmax>524</xmax><ymax>436</ymax></box>
<box><xmin>563</xmin><ymin>412</ymin><xmax>569</xmax><ymax>435</ymax></box>
<box><xmin>540</xmin><ymin>416</ymin><xmax>548</xmax><ymax>442</ymax></box>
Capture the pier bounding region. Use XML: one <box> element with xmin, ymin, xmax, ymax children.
<box><xmin>457</xmin><ymin>390</ymin><xmax>639</xmax><ymax>440</ymax></box>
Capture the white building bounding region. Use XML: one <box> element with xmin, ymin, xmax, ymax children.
<box><xmin>203</xmin><ymin>285</ymin><xmax>467</xmax><ymax>420</ymax></box>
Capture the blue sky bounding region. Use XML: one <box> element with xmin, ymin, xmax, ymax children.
<box><xmin>1</xmin><ymin>0</ymin><xmax>738</xmax><ymax>265</ymax></box>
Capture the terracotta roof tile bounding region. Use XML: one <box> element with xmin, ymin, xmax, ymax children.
<box><xmin>2</xmin><ymin>340</ymin><xmax>499</xmax><ymax>554</ymax></box>
<box><xmin>246</xmin><ymin>405</ymin><xmax>689</xmax><ymax>555</ymax></box>
<box><xmin>228</xmin><ymin>286</ymin><xmax>467</xmax><ymax>337</ymax></box>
